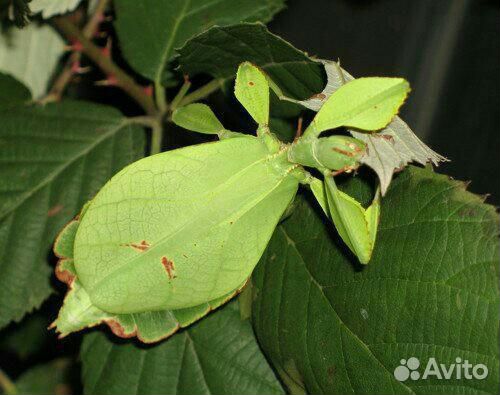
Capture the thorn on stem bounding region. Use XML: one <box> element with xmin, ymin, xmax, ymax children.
<box><xmin>64</xmin><ymin>40</ymin><xmax>83</xmax><ymax>52</ymax></box>
<box><xmin>71</xmin><ymin>60</ymin><xmax>91</xmax><ymax>74</ymax></box>
<box><xmin>95</xmin><ymin>74</ymin><xmax>118</xmax><ymax>86</ymax></box>
<box><xmin>101</xmin><ymin>38</ymin><xmax>112</xmax><ymax>57</ymax></box>
<box><xmin>143</xmin><ymin>85</ymin><xmax>153</xmax><ymax>97</ymax></box>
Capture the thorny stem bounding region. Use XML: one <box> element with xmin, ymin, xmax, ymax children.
<box><xmin>51</xmin><ymin>10</ymin><xmax>225</xmax><ymax>154</ymax></box>
<box><xmin>53</xmin><ymin>16</ymin><xmax>157</xmax><ymax>115</ymax></box>
<box><xmin>0</xmin><ymin>368</ymin><xmax>16</xmax><ymax>395</ymax></box>
<box><xmin>43</xmin><ymin>0</ymin><xmax>110</xmax><ymax>102</ymax></box>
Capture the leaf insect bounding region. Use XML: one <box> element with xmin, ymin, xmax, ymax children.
<box><xmin>53</xmin><ymin>62</ymin><xmax>409</xmax><ymax>342</ymax></box>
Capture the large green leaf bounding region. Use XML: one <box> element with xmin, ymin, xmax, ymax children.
<box><xmin>178</xmin><ymin>23</ymin><xmax>324</xmax><ymax>101</ymax></box>
<box><xmin>81</xmin><ymin>301</ymin><xmax>284</xmax><ymax>395</ymax></box>
<box><xmin>113</xmin><ymin>0</ymin><xmax>285</xmax><ymax>84</ymax></box>
<box><xmin>0</xmin><ymin>101</ymin><xmax>145</xmax><ymax>328</ymax></box>
<box><xmin>252</xmin><ymin>167</ymin><xmax>499</xmax><ymax>394</ymax></box>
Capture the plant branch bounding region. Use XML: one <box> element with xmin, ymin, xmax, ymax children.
<box><xmin>0</xmin><ymin>368</ymin><xmax>16</xmax><ymax>395</ymax></box>
<box><xmin>178</xmin><ymin>79</ymin><xmax>222</xmax><ymax>107</ymax></box>
<box><xmin>52</xmin><ymin>16</ymin><xmax>157</xmax><ymax>115</ymax></box>
<box><xmin>43</xmin><ymin>0</ymin><xmax>109</xmax><ymax>102</ymax></box>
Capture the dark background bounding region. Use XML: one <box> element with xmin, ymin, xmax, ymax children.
<box><xmin>269</xmin><ymin>0</ymin><xmax>500</xmax><ymax>205</ymax></box>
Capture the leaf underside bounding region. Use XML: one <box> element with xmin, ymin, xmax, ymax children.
<box><xmin>252</xmin><ymin>166</ymin><xmax>499</xmax><ymax>394</ymax></box>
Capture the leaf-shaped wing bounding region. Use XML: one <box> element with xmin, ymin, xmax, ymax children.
<box><xmin>304</xmin><ymin>77</ymin><xmax>410</xmax><ymax>137</ymax></box>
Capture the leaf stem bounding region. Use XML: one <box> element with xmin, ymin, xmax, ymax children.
<box><xmin>170</xmin><ymin>78</ymin><xmax>191</xmax><ymax>112</ymax></box>
<box><xmin>155</xmin><ymin>81</ymin><xmax>168</xmax><ymax>113</ymax></box>
<box><xmin>53</xmin><ymin>16</ymin><xmax>157</xmax><ymax>115</ymax></box>
<box><xmin>0</xmin><ymin>368</ymin><xmax>16</xmax><ymax>395</ymax></box>
<box><xmin>178</xmin><ymin>79</ymin><xmax>222</xmax><ymax>107</ymax></box>
<box><xmin>150</xmin><ymin>119</ymin><xmax>164</xmax><ymax>155</ymax></box>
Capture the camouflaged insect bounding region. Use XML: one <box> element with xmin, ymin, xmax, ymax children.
<box><xmin>52</xmin><ymin>62</ymin><xmax>410</xmax><ymax>342</ymax></box>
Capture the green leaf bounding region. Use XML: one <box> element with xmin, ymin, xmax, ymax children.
<box><xmin>30</xmin><ymin>0</ymin><xmax>82</xmax><ymax>18</ymax></box>
<box><xmin>0</xmin><ymin>101</ymin><xmax>145</xmax><ymax>328</ymax></box>
<box><xmin>305</xmin><ymin>77</ymin><xmax>410</xmax><ymax>136</ymax></box>
<box><xmin>81</xmin><ymin>301</ymin><xmax>285</xmax><ymax>395</ymax></box>
<box><xmin>178</xmin><ymin>23</ymin><xmax>324</xmax><ymax>101</ymax></box>
<box><xmin>15</xmin><ymin>358</ymin><xmax>73</xmax><ymax>395</ymax></box>
<box><xmin>0</xmin><ymin>73</ymin><xmax>31</xmax><ymax>110</ymax></box>
<box><xmin>252</xmin><ymin>167</ymin><xmax>499</xmax><ymax>394</ymax></box>
<box><xmin>0</xmin><ymin>23</ymin><xmax>64</xmax><ymax>98</ymax></box>
<box><xmin>114</xmin><ymin>0</ymin><xmax>285</xmax><ymax>84</ymax></box>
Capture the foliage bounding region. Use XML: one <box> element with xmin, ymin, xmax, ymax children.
<box><xmin>0</xmin><ymin>1</ymin><xmax>497</xmax><ymax>395</ymax></box>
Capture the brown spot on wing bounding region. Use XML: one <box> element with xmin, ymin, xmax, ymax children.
<box><xmin>162</xmin><ymin>257</ymin><xmax>176</xmax><ymax>279</ymax></box>
<box><xmin>248</xmin><ymin>81</ymin><xmax>254</xmax><ymax>86</ymax></box>
<box><xmin>121</xmin><ymin>240</ymin><xmax>150</xmax><ymax>252</ymax></box>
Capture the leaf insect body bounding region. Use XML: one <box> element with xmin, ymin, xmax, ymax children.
<box><xmin>53</xmin><ymin>61</ymin><xmax>410</xmax><ymax>342</ymax></box>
